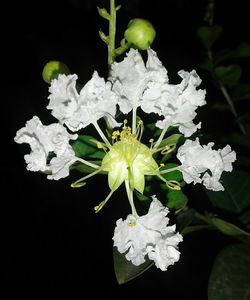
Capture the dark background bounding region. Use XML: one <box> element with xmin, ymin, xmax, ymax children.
<box><xmin>3</xmin><ymin>0</ymin><xmax>249</xmax><ymax>299</ymax></box>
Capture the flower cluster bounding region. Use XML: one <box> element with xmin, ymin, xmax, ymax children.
<box><xmin>14</xmin><ymin>48</ymin><xmax>236</xmax><ymax>271</ymax></box>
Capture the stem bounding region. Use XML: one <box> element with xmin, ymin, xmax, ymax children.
<box><xmin>220</xmin><ymin>85</ymin><xmax>247</xmax><ymax>135</ymax></box>
<box><xmin>195</xmin><ymin>211</ymin><xmax>250</xmax><ymax>245</ymax></box>
<box><xmin>93</xmin><ymin>121</ymin><xmax>112</xmax><ymax>148</ymax></box>
<box><xmin>108</xmin><ymin>0</ymin><xmax>116</xmax><ymax>67</ymax></box>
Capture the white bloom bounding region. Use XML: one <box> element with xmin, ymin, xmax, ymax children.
<box><xmin>14</xmin><ymin>116</ymin><xmax>77</xmax><ymax>180</ymax></box>
<box><xmin>47</xmin><ymin>72</ymin><xmax>119</xmax><ymax>131</ymax></box>
<box><xmin>113</xmin><ymin>196</ymin><xmax>182</xmax><ymax>270</ymax></box>
<box><xmin>177</xmin><ymin>138</ymin><xmax>236</xmax><ymax>191</ymax></box>
<box><xmin>142</xmin><ymin>69</ymin><xmax>206</xmax><ymax>137</ymax></box>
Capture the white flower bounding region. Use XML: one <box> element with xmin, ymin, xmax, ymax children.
<box><xmin>47</xmin><ymin>72</ymin><xmax>119</xmax><ymax>131</ymax></box>
<box><xmin>113</xmin><ymin>196</ymin><xmax>182</xmax><ymax>270</ymax></box>
<box><xmin>141</xmin><ymin>69</ymin><xmax>206</xmax><ymax>137</ymax></box>
<box><xmin>177</xmin><ymin>138</ymin><xmax>236</xmax><ymax>191</ymax></box>
<box><xmin>14</xmin><ymin>116</ymin><xmax>77</xmax><ymax>180</ymax></box>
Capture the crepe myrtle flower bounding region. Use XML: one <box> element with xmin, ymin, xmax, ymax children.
<box><xmin>113</xmin><ymin>196</ymin><xmax>183</xmax><ymax>270</ymax></box>
<box><xmin>14</xmin><ymin>116</ymin><xmax>100</xmax><ymax>180</ymax></box>
<box><xmin>176</xmin><ymin>138</ymin><xmax>236</xmax><ymax>191</ymax></box>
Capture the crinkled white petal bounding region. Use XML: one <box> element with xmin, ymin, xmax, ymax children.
<box><xmin>47</xmin><ymin>72</ymin><xmax>119</xmax><ymax>131</ymax></box>
<box><xmin>47</xmin><ymin>74</ymin><xmax>79</xmax><ymax>122</ymax></box>
<box><xmin>147</xmin><ymin>233</ymin><xmax>183</xmax><ymax>271</ymax></box>
<box><xmin>48</xmin><ymin>148</ymin><xmax>76</xmax><ymax>180</ymax></box>
<box><xmin>146</xmin><ymin>48</ymin><xmax>169</xmax><ymax>84</ymax></box>
<box><xmin>110</xmin><ymin>49</ymin><xmax>148</xmax><ymax>113</ymax></box>
<box><xmin>141</xmin><ymin>69</ymin><xmax>206</xmax><ymax>137</ymax></box>
<box><xmin>14</xmin><ymin>116</ymin><xmax>77</xmax><ymax>180</ymax></box>
<box><xmin>76</xmin><ymin>71</ymin><xmax>119</xmax><ymax>129</ymax></box>
<box><xmin>177</xmin><ymin>138</ymin><xmax>236</xmax><ymax>191</ymax></box>
<box><xmin>113</xmin><ymin>196</ymin><xmax>182</xmax><ymax>269</ymax></box>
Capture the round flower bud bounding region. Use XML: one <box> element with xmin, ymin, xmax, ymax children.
<box><xmin>124</xmin><ymin>18</ymin><xmax>156</xmax><ymax>50</ymax></box>
<box><xmin>42</xmin><ymin>61</ymin><xmax>70</xmax><ymax>84</ymax></box>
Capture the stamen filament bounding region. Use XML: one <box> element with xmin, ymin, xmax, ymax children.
<box><xmin>93</xmin><ymin>120</ymin><xmax>112</xmax><ymax>148</ymax></box>
<box><xmin>153</xmin><ymin>126</ymin><xmax>168</xmax><ymax>150</ymax></box>
<box><xmin>71</xmin><ymin>168</ymin><xmax>102</xmax><ymax>188</ymax></box>
<box><xmin>94</xmin><ymin>189</ymin><xmax>114</xmax><ymax>213</ymax></box>
<box><xmin>76</xmin><ymin>157</ymin><xmax>101</xmax><ymax>169</ymax></box>
<box><xmin>159</xmin><ymin>165</ymin><xmax>181</xmax><ymax>175</ymax></box>
<box><xmin>156</xmin><ymin>174</ymin><xmax>181</xmax><ymax>190</ymax></box>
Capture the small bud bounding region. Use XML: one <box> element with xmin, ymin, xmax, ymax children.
<box><xmin>42</xmin><ymin>61</ymin><xmax>70</xmax><ymax>84</ymax></box>
<box><xmin>124</xmin><ymin>18</ymin><xmax>156</xmax><ymax>50</ymax></box>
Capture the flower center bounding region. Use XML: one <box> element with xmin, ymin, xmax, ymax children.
<box><xmin>101</xmin><ymin>125</ymin><xmax>159</xmax><ymax>193</ymax></box>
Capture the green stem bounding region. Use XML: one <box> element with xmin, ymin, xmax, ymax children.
<box><xmin>220</xmin><ymin>85</ymin><xmax>247</xmax><ymax>135</ymax></box>
<box><xmin>195</xmin><ymin>211</ymin><xmax>250</xmax><ymax>245</ymax></box>
<box><xmin>108</xmin><ymin>0</ymin><xmax>116</xmax><ymax>67</ymax></box>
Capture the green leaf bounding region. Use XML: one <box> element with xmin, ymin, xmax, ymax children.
<box><xmin>210</xmin><ymin>217</ymin><xmax>250</xmax><ymax>237</ymax></box>
<box><xmin>113</xmin><ymin>247</ymin><xmax>154</xmax><ymax>284</ymax></box>
<box><xmin>205</xmin><ymin>171</ymin><xmax>250</xmax><ymax>213</ymax></box>
<box><xmin>145</xmin><ymin>123</ymin><xmax>162</xmax><ymax>137</ymax></box>
<box><xmin>197</xmin><ymin>25</ymin><xmax>222</xmax><ymax>50</ymax></box>
<box><xmin>165</xmin><ymin>189</ymin><xmax>188</xmax><ymax>210</ymax></box>
<box><xmin>208</xmin><ymin>244</ymin><xmax>250</xmax><ymax>300</ymax></box>
<box><xmin>71</xmin><ymin>135</ymin><xmax>105</xmax><ymax>159</ymax></box>
<box><xmin>214</xmin><ymin>64</ymin><xmax>242</xmax><ymax>88</ymax></box>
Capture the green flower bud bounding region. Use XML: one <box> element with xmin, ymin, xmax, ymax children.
<box><xmin>124</xmin><ymin>18</ymin><xmax>156</xmax><ymax>50</ymax></box>
<box><xmin>42</xmin><ymin>60</ymin><xmax>70</xmax><ymax>84</ymax></box>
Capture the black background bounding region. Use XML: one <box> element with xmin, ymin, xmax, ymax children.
<box><xmin>3</xmin><ymin>0</ymin><xmax>250</xmax><ymax>299</ymax></box>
